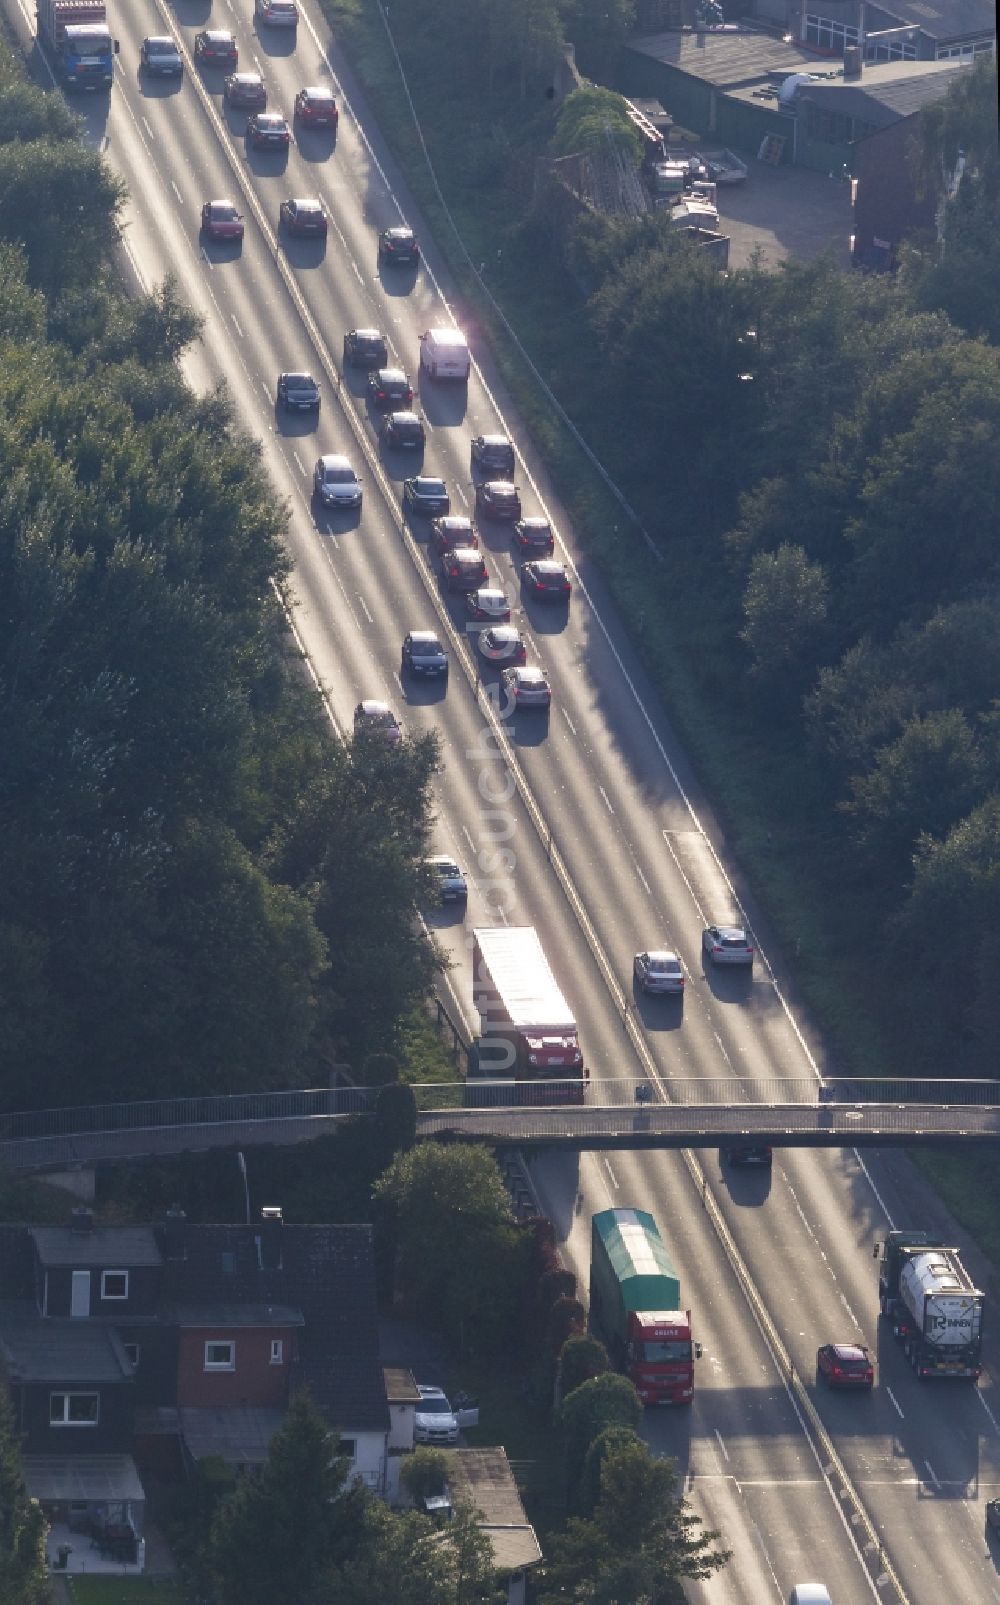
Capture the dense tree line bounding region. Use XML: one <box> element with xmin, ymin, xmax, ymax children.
<box><xmin>0</xmin><ymin>73</ymin><xmax>441</xmax><ymax>1112</ymax></box>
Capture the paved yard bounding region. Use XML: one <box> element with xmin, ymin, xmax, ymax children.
<box><xmin>714</xmin><ymin>158</ymin><xmax>853</xmax><ymax>270</ymax></box>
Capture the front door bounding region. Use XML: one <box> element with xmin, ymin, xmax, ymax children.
<box><xmin>70</xmin><ymin>1270</ymin><xmax>91</xmax><ymax>1318</ymax></box>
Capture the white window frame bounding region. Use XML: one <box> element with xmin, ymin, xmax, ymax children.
<box><xmin>269</xmin><ymin>1339</ymin><xmax>284</xmax><ymax>1365</ymax></box>
<box><xmin>204</xmin><ymin>1340</ymin><xmax>235</xmax><ymax>1371</ymax></box>
<box><xmin>50</xmin><ymin>1391</ymin><xmax>99</xmax><ymax>1427</ymax></box>
<box><xmin>101</xmin><ymin>1269</ymin><xmax>129</xmax><ymax>1301</ymax></box>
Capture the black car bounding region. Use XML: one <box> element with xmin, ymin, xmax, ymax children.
<box><xmin>475</xmin><ymin>480</ymin><xmax>521</xmax><ymax>522</ymax></box>
<box><xmin>431</xmin><ymin>516</ymin><xmax>477</xmax><ymax>561</ymax></box>
<box><xmin>277</xmin><ymin>372</ymin><xmax>320</xmax><ymax>411</ymax></box>
<box><xmin>224</xmin><ymin>72</ymin><xmax>266</xmax><ymax>109</ymax></box>
<box><xmin>381</xmin><ymin>411</ymin><xmax>425</xmax><ymax>451</ymax></box>
<box><xmin>403</xmin><ymin>477</ymin><xmax>449</xmax><ymax>517</ymax></box>
<box><xmin>378</xmin><ymin>226</ymin><xmax>419</xmax><ymax>265</ymax></box>
<box><xmin>194</xmin><ymin>30</ymin><xmax>238</xmax><ymax>68</ymax></box>
<box><xmin>343</xmin><ymin>328</ymin><xmax>388</xmax><ymax>368</ymax></box>
<box><xmin>141</xmin><ymin>35</ymin><xmax>183</xmax><ymax>75</ymax></box>
<box><xmin>513</xmin><ymin>516</ymin><xmax>554</xmax><ymax>557</ymax></box>
<box><xmin>368</xmin><ymin>368</ymin><xmax>413</xmax><ymax>409</ymax></box>
<box><xmin>402</xmin><ymin>630</ymin><xmax>448</xmax><ymax>678</ymax></box>
<box><xmin>442</xmin><ymin>548</ymin><xmax>489</xmax><ymax>594</ymax></box>
<box><xmin>522</xmin><ymin>559</ymin><xmax>571</xmax><ymax>601</ymax></box>
<box><xmin>987</xmin><ymin>1499</ymin><xmax>1000</xmax><ymax>1536</ymax></box>
<box><xmin>280</xmin><ymin>198</ymin><xmax>328</xmax><ymax>236</ymax></box>
<box><xmin>722</xmin><ymin>1144</ymin><xmax>773</xmax><ymax>1168</ymax></box>
<box><xmin>247</xmin><ymin>113</ymin><xmax>291</xmax><ymax>150</ymax></box>
<box><xmin>471</xmin><ymin>434</ymin><xmax>515</xmax><ymax>476</ymax></box>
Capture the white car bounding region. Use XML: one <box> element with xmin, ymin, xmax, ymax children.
<box><xmin>501</xmin><ymin>665</ymin><xmax>551</xmax><ymax>710</ymax></box>
<box><xmin>413</xmin><ymin>1384</ymin><xmax>479</xmax><ymax>1445</ymax></box>
<box><xmin>702</xmin><ymin>924</ymin><xmax>754</xmax><ymax>966</ymax></box>
<box><xmin>633</xmin><ymin>950</ymin><xmax>685</xmax><ymax>994</ymax></box>
<box><xmin>313</xmin><ymin>454</ymin><xmax>362</xmax><ymax>509</ymax></box>
<box><xmin>255</xmin><ymin>0</ymin><xmax>298</xmax><ymax>24</ymax></box>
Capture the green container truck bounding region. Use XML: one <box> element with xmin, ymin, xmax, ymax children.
<box><xmin>590</xmin><ymin>1208</ymin><xmax>699</xmax><ymax>1405</ymax></box>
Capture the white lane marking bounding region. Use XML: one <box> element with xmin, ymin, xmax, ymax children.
<box><xmin>170</xmin><ymin>179</ymin><xmax>182</xmax><ymax>204</ymax></box>
<box><xmin>454</xmin><ymin>484</ymin><xmax>469</xmax><ymax>507</ymax></box>
<box><xmin>713</xmin><ymin>1429</ymin><xmax>730</xmax><ymax>1463</ymax></box>
<box><xmin>269</xmin><ymin>579</ymin><xmax>340</xmax><ymax>740</ymax></box>
<box><xmin>524</xmin><ymin>633</ymin><xmax>539</xmax><ymax>656</ymax></box>
<box><xmin>260</xmin><ymin>379</ymin><xmax>272</xmax><ymax>401</ymax></box>
<box><xmin>924</xmin><ymin>1461</ymin><xmax>941</xmax><ymax>1490</ymax></box>
<box><xmin>292</xmin><ymin>451</ymin><xmax>305</xmax><ymax>477</ymax></box>
<box><xmin>634</xmin><ymin>861</ymin><xmax>650</xmax><ymax>896</ymax></box>
<box><xmin>885</xmin><ymin>1387</ymin><xmax>904</xmax><ymax>1419</ymax></box>
<box><xmin>352</xmin><ymin>260</ymin><xmax>365</xmax><ymax>287</ymax></box>
<box><xmin>358</xmin><ymin>595</ymin><xmax>373</xmax><ymax>624</ymax></box>
<box><xmin>461</xmin><ymin>825</ymin><xmax>477</xmax><ymax>853</ymax></box>
<box><xmin>232</xmin><ymin>315</ymin><xmax>244</xmax><ymax>339</ymax></box>
<box><xmin>713</xmin><ymin>1032</ymin><xmax>733</xmax><ymax>1069</ymax></box>
<box><xmin>560</xmin><ymin>707</ymin><xmax>577</xmax><ymax>736</ymax></box>
<box><xmin>977</xmin><ymin>1391</ymin><xmax>1000</xmax><ymax>1436</ymax></box>
<box><xmin>603</xmin><ymin>1159</ymin><xmax>618</xmax><ymax>1190</ymax></box>
<box><xmin>598</xmin><ymin>786</ymin><xmax>614</xmax><ymax>815</ymax></box>
<box><xmin>142</xmin><ymin>116</ymin><xmax>154</xmax><ymax>139</ymax></box>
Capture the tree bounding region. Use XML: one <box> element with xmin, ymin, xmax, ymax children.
<box><xmin>327</xmin><ymin>1498</ymin><xmax>501</xmax><ymax>1605</ymax></box>
<box><xmin>375</xmin><ymin>1081</ymin><xmax>418</xmax><ymax>1156</ymax></box>
<box><xmin>0</xmin><ymin>139</ymin><xmax>124</xmax><ymax>295</ymax></box>
<box><xmin>539</xmin><ymin>1437</ymin><xmax>730</xmax><ymax>1603</ymax></box>
<box><xmin>740</xmin><ymin>544</ymin><xmax>830</xmax><ymax>686</ymax></box>
<box><xmin>374</xmin><ymin>1145</ymin><xmax>527</xmax><ymax>1354</ymax></box>
<box><xmin>559</xmin><ymin>1332</ymin><xmax>609</xmax><ymax>1398</ymax></box>
<box><xmin>0</xmin><ymin>1391</ymin><xmax>49</xmax><ymax>1605</ymax></box>
<box><xmin>557</xmin><ymin>1372</ymin><xmax>642</xmax><ymax>1507</ymax></box>
<box><xmin>551</xmin><ymin>86</ymin><xmax>642</xmax><ymax>161</ymax></box>
<box><xmin>578</xmin><ymin>1424</ymin><xmax>642</xmax><ymax>1517</ymax></box>
<box><xmin>401</xmin><ymin>1447</ymin><xmax>449</xmax><ymax>1505</ymax></box>
<box><xmin>206</xmin><ymin>1391</ymin><xmax>366</xmax><ymax>1604</ymax></box>
<box><xmin>561</xmin><ymin>0</ymin><xmax>637</xmax><ymax>78</ymax></box>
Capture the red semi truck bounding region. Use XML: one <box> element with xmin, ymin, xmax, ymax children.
<box><xmin>471</xmin><ymin>926</ymin><xmax>585</xmax><ymax>1104</ymax></box>
<box><xmin>590</xmin><ymin>1207</ymin><xmax>700</xmax><ymax>1405</ymax></box>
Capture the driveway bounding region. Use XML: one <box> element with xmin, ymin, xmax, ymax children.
<box><xmin>714</xmin><ymin>158</ymin><xmax>853</xmax><ymax>270</ymax></box>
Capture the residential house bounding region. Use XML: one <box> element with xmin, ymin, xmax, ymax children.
<box><xmin>0</xmin><ymin>1204</ymin><xmax>390</xmax><ymax>1574</ymax></box>
<box><xmin>444</xmin><ymin>1447</ymin><xmax>543</xmax><ymax>1605</ymax></box>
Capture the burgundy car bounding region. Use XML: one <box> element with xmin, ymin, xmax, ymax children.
<box><xmin>294</xmin><ymin>86</ymin><xmax>338</xmax><ymax>128</ymax></box>
<box><xmin>816</xmin><ymin>1344</ymin><xmax>874</xmax><ymax>1390</ymax></box>
<box><xmin>201</xmin><ymin>200</ymin><xmax>244</xmax><ymax>241</ymax></box>
<box><xmin>194</xmin><ymin>29</ymin><xmax>238</xmax><ymax>68</ymax></box>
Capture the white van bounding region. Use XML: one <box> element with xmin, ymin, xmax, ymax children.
<box><xmin>419</xmin><ymin>327</ymin><xmax>471</xmax><ymax>381</ymax></box>
<box><xmin>790</xmin><ymin>1587</ymin><xmax>832</xmax><ymax>1605</ymax></box>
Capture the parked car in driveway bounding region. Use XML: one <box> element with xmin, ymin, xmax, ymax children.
<box><xmin>201</xmin><ymin>200</ymin><xmax>244</xmax><ymax>241</ymax></box>
<box><xmin>294</xmin><ymin>86</ymin><xmax>338</xmax><ymax>128</ymax></box>
<box><xmin>277</xmin><ymin>371</ymin><xmax>320</xmax><ymax>412</ymax></box>
<box><xmin>401</xmin><ymin>630</ymin><xmax>448</xmax><ymax>679</ymax></box>
<box><xmin>471</xmin><ymin>434</ymin><xmax>515</xmax><ymax>476</ymax></box>
<box><xmin>343</xmin><ymin>328</ymin><xmax>388</xmax><ymax>368</ymax></box>
<box><xmin>313</xmin><ymin>454</ymin><xmax>361</xmax><ymax>507</ymax></box>
<box><xmin>702</xmin><ymin>924</ymin><xmax>754</xmax><ymax>966</ymax></box>
<box><xmin>413</xmin><ymin>1385</ymin><xmax>478</xmax><ymax>1445</ymax></box>
<box><xmin>501</xmin><ymin>665</ymin><xmax>552</xmax><ymax>710</ymax></box>
<box><xmin>816</xmin><ymin>1343</ymin><xmax>874</xmax><ymax>1390</ymax></box>
<box><xmin>633</xmin><ymin>950</ymin><xmax>685</xmax><ymax>994</ymax></box>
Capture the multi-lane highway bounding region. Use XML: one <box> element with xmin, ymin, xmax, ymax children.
<box><xmin>8</xmin><ymin>2</ymin><xmax>1000</xmax><ymax>1598</ymax></box>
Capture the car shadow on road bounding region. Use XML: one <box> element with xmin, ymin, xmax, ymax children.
<box><xmin>136</xmin><ymin>73</ymin><xmax>183</xmax><ymax>99</ymax></box>
<box><xmin>311</xmin><ymin>498</ymin><xmax>362</xmax><ymax>536</ymax></box>
<box><xmin>279</xmin><ymin>235</ymin><xmax>328</xmax><ymax>269</ymax></box>
<box><xmin>630</xmin><ymin>980</ymin><xmax>684</xmax><ymax>1033</ymax></box>
<box><xmin>252</xmin><ymin>27</ymin><xmax>297</xmax><ymax>59</ymax></box>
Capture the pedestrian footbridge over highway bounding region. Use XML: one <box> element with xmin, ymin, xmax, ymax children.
<box><xmin>1</xmin><ymin>1079</ymin><xmax>998</xmax><ymax>1177</ymax></box>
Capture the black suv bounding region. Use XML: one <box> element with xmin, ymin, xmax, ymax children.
<box><xmin>378</xmin><ymin>226</ymin><xmax>419</xmax><ymax>265</ymax></box>
<box><xmin>381</xmin><ymin>412</ymin><xmax>425</xmax><ymax>451</ymax></box>
<box><xmin>471</xmin><ymin>434</ymin><xmax>515</xmax><ymax>476</ymax></box>
<box><xmin>368</xmin><ymin>368</ymin><xmax>413</xmax><ymax>410</ymax></box>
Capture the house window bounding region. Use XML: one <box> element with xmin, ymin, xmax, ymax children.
<box><xmin>50</xmin><ymin>1392</ymin><xmax>99</xmax><ymax>1426</ymax></box>
<box><xmin>205</xmin><ymin>1341</ymin><xmax>235</xmax><ymax>1371</ymax></box>
<box><xmin>124</xmin><ymin>1343</ymin><xmax>140</xmax><ymax>1368</ymax></box>
<box><xmin>337</xmin><ymin>1438</ymin><xmax>356</xmax><ymax>1461</ymax></box>
<box><xmin>221</xmin><ymin>1252</ymin><xmax>236</xmax><ymax>1275</ymax></box>
<box><xmin>101</xmin><ymin>1270</ymin><xmax>129</xmax><ymax>1301</ymax></box>
<box><xmin>269</xmin><ymin>1339</ymin><xmax>283</xmax><ymax>1365</ymax></box>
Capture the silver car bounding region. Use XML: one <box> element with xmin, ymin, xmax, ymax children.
<box><xmin>703</xmin><ymin>924</ymin><xmax>754</xmax><ymax>966</ymax></box>
<box><xmin>313</xmin><ymin>454</ymin><xmax>362</xmax><ymax>508</ymax></box>
<box><xmin>634</xmin><ymin>950</ymin><xmax>685</xmax><ymax>994</ymax></box>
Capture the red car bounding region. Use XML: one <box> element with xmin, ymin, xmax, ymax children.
<box><xmin>294</xmin><ymin>86</ymin><xmax>339</xmax><ymax>128</ymax></box>
<box><xmin>247</xmin><ymin>113</ymin><xmax>291</xmax><ymax>151</ymax></box>
<box><xmin>816</xmin><ymin>1343</ymin><xmax>874</xmax><ymax>1390</ymax></box>
<box><xmin>280</xmin><ymin>198</ymin><xmax>328</xmax><ymax>237</ymax></box>
<box><xmin>201</xmin><ymin>200</ymin><xmax>244</xmax><ymax>241</ymax></box>
<box><xmin>522</xmin><ymin>560</ymin><xmax>571</xmax><ymax>602</ymax></box>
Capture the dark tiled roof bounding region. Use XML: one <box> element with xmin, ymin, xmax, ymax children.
<box><xmin>167</xmin><ymin>1304</ymin><xmax>304</xmax><ymax>1329</ymax></box>
<box><xmin>627</xmin><ymin>29</ymin><xmax>819</xmax><ymax>87</ymax></box>
<box><xmin>797</xmin><ymin>60</ymin><xmax>973</xmax><ymax>128</ymax></box>
<box><xmin>31</xmin><ymin>1226</ymin><xmax>162</xmax><ymax>1268</ymax></box>
<box><xmin>866</xmin><ymin>0</ymin><xmax>996</xmax><ymax>45</ymax></box>
<box><xmin>0</xmin><ymin>1302</ymin><xmax>132</xmax><ymax>1383</ymax></box>
<box><xmin>293</xmin><ymin>1335</ymin><xmax>389</xmax><ymax>1433</ymax></box>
